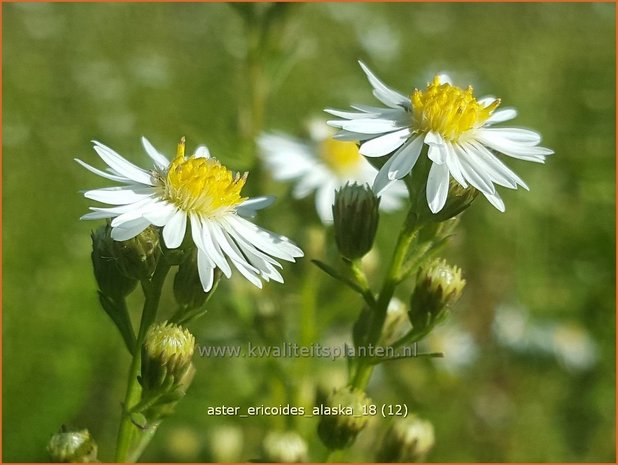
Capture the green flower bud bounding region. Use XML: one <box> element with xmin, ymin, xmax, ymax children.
<box><xmin>111</xmin><ymin>225</ymin><xmax>160</xmax><ymax>280</ymax></box>
<box><xmin>333</xmin><ymin>183</ymin><xmax>380</xmax><ymax>260</ymax></box>
<box><xmin>376</xmin><ymin>415</ymin><xmax>435</xmax><ymax>462</ymax></box>
<box><xmin>262</xmin><ymin>431</ymin><xmax>308</xmax><ymax>463</ymax></box>
<box><xmin>174</xmin><ymin>248</ymin><xmax>221</xmax><ymax>308</ymax></box>
<box><xmin>91</xmin><ymin>223</ymin><xmax>137</xmax><ymax>298</ymax></box>
<box><xmin>141</xmin><ymin>321</ymin><xmax>196</xmax><ymax>393</ymax></box>
<box><xmin>47</xmin><ymin>427</ymin><xmax>98</xmax><ymax>462</ymax></box>
<box><xmin>409</xmin><ymin>258</ymin><xmax>465</xmax><ymax>333</ymax></box>
<box><xmin>317</xmin><ymin>386</ymin><xmax>371</xmax><ymax>450</ymax></box>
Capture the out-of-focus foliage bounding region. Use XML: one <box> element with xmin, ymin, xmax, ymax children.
<box><xmin>3</xmin><ymin>3</ymin><xmax>615</xmax><ymax>462</ymax></box>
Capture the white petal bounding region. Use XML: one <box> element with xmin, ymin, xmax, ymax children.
<box><xmin>358</xmin><ymin>61</ymin><xmax>411</xmax><ymax>109</ymax></box>
<box><xmin>324</xmin><ymin>108</ymin><xmax>373</xmax><ymax>120</ymax></box>
<box><xmin>75</xmin><ymin>158</ymin><xmax>130</xmax><ymax>182</ymax></box>
<box><xmin>476</xmin><ymin>132</ymin><xmax>553</xmax><ymax>162</ymax></box>
<box><xmin>331</xmin><ymin>118</ymin><xmax>403</xmax><ymax>135</ymax></box>
<box><xmin>453</xmin><ymin>144</ymin><xmax>496</xmax><ymax>194</ymax></box>
<box><xmin>141</xmin><ymin>137</ymin><xmax>170</xmax><ymax>169</ymax></box>
<box><xmin>92</xmin><ymin>141</ymin><xmax>155</xmax><ymax>186</ymax></box>
<box><xmin>386</xmin><ymin>135</ymin><xmax>424</xmax><ymax>180</ymax></box>
<box><xmin>110</xmin><ymin>217</ymin><xmax>151</xmax><ymax>241</ymax></box>
<box><xmin>359</xmin><ymin>128</ymin><xmax>410</xmax><ymax>157</ymax></box>
<box><xmin>197</xmin><ymin>250</ymin><xmax>215</xmax><ymax>292</ymax></box>
<box><xmin>315</xmin><ymin>183</ymin><xmax>336</xmax><ymax>223</ymax></box>
<box><xmin>332</xmin><ymin>130</ymin><xmax>375</xmax><ymax>142</ymax></box>
<box><xmin>162</xmin><ymin>209</ymin><xmax>187</xmax><ymax>249</ymax></box>
<box><xmin>482</xmin><ymin>191</ymin><xmax>506</xmax><ymax>212</ymax></box>
<box><xmin>194</xmin><ymin>145</ymin><xmax>210</xmax><ymax>158</ymax></box>
<box><xmin>485</xmin><ymin>108</ymin><xmax>517</xmax><ymax>125</ymax></box>
<box><xmin>444</xmin><ymin>143</ymin><xmax>468</xmax><ymax>187</ymax></box>
<box><xmin>258</xmin><ymin>133</ymin><xmax>315</xmax><ymax>180</ymax></box>
<box><xmin>426</xmin><ymin>162</ymin><xmax>450</xmax><ymax>213</ymax></box>
<box><xmin>84</xmin><ymin>186</ymin><xmax>155</xmax><ymax>205</ymax></box>
<box><xmin>198</xmin><ymin>219</ymin><xmax>232</xmax><ymax>278</ymax></box>
<box><xmin>142</xmin><ymin>202</ymin><xmax>177</xmax><ymax>226</ymax></box>
<box><xmin>465</xmin><ymin>141</ymin><xmax>528</xmax><ymax>190</ymax></box>
<box><xmin>236</xmin><ymin>196</ymin><xmax>276</xmax><ymax>218</ymax></box>
<box><xmin>479</xmin><ymin>128</ymin><xmax>542</xmax><ymax>145</ymax></box>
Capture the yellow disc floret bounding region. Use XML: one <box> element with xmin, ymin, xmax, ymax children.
<box><xmin>412</xmin><ymin>76</ymin><xmax>500</xmax><ymax>141</ymax></box>
<box><xmin>320</xmin><ymin>138</ymin><xmax>363</xmax><ymax>175</ymax></box>
<box><xmin>162</xmin><ymin>138</ymin><xmax>247</xmax><ymax>217</ymax></box>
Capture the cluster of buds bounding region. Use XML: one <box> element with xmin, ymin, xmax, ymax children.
<box><xmin>47</xmin><ymin>427</ymin><xmax>98</xmax><ymax>463</ymax></box>
<box><xmin>376</xmin><ymin>415</ymin><xmax>435</xmax><ymax>462</ymax></box>
<box><xmin>139</xmin><ymin>321</ymin><xmax>196</xmax><ymax>420</ymax></box>
<box><xmin>317</xmin><ymin>386</ymin><xmax>372</xmax><ymax>450</ymax></box>
<box><xmin>333</xmin><ymin>183</ymin><xmax>380</xmax><ymax>260</ymax></box>
<box><xmin>409</xmin><ymin>258</ymin><xmax>465</xmax><ymax>334</ymax></box>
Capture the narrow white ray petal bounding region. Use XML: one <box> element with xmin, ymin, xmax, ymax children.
<box><xmin>426</xmin><ymin>162</ymin><xmax>450</xmax><ymax>213</ymax></box>
<box><xmin>444</xmin><ymin>142</ymin><xmax>468</xmax><ymax>187</ymax></box>
<box><xmin>111</xmin><ymin>217</ymin><xmax>151</xmax><ymax>241</ymax></box>
<box><xmin>373</xmin><ymin>160</ymin><xmax>400</xmax><ymax>197</ymax></box>
<box><xmin>230</xmin><ymin>258</ymin><xmax>263</xmax><ymax>288</ymax></box>
<box><xmin>215</xmin><ymin>225</ymin><xmax>261</xmax><ymax>273</ymax></box>
<box><xmin>358</xmin><ymin>61</ymin><xmax>411</xmax><ymax>109</ymax></box>
<box><xmin>229</xmin><ymin>232</ymin><xmax>285</xmax><ymax>283</ymax></box>
<box><xmin>465</xmin><ymin>141</ymin><xmax>528</xmax><ymax>190</ymax></box>
<box><xmin>162</xmin><ymin>209</ymin><xmax>186</xmax><ymax>249</ymax></box>
<box><xmin>292</xmin><ymin>168</ymin><xmax>330</xmax><ymax>199</ymax></box>
<box><xmin>194</xmin><ymin>145</ymin><xmax>210</xmax><ymax>158</ymax></box>
<box><xmin>477</xmin><ymin>96</ymin><xmax>497</xmax><ymax>106</ymax></box>
<box><xmin>332</xmin><ymin>119</ymin><xmax>403</xmax><ymax>135</ymax></box>
<box><xmin>200</xmin><ymin>219</ymin><xmax>232</xmax><ymax>278</ymax></box>
<box><xmin>84</xmin><ymin>187</ymin><xmax>155</xmax><ymax>205</ymax></box>
<box><xmin>111</xmin><ymin>209</ymin><xmax>145</xmax><ymax>227</ymax></box>
<box><xmin>197</xmin><ymin>249</ymin><xmax>215</xmax><ymax>292</ymax></box>
<box><xmin>315</xmin><ymin>182</ymin><xmax>337</xmax><ymax>223</ymax></box>
<box><xmin>484</xmin><ymin>108</ymin><xmax>517</xmax><ymax>125</ymax></box>
<box><xmin>87</xmin><ymin>197</ymin><xmax>155</xmax><ymax>216</ymax></box>
<box><xmin>81</xmin><ymin>211</ymin><xmax>117</xmax><ymax>220</ymax></box>
<box><xmin>224</xmin><ymin>216</ymin><xmax>303</xmax><ymax>261</ymax></box>
<box><xmin>324</xmin><ymin>108</ymin><xmax>374</xmax><ymax>119</ymax></box>
<box><xmin>359</xmin><ymin>128</ymin><xmax>410</xmax><ymax>157</ymax></box>
<box><xmin>386</xmin><ymin>134</ymin><xmax>424</xmax><ymax>180</ymax></box>
<box><xmin>332</xmin><ymin>130</ymin><xmax>376</xmax><ymax>142</ymax></box>
<box><xmin>141</xmin><ymin>137</ymin><xmax>170</xmax><ymax>169</ymax></box>
<box><xmin>454</xmin><ymin>145</ymin><xmax>496</xmax><ymax>194</ymax></box>
<box><xmin>258</xmin><ymin>133</ymin><xmax>316</xmax><ymax>180</ymax></box>
<box><xmin>479</xmin><ymin>127</ymin><xmax>542</xmax><ymax>145</ymax></box>
<box><xmin>142</xmin><ymin>202</ymin><xmax>177</xmax><ymax>226</ymax></box>
<box><xmin>236</xmin><ymin>196</ymin><xmax>276</xmax><ymax>218</ymax></box>
<box><xmin>476</xmin><ymin>132</ymin><xmax>553</xmax><ymax>161</ymax></box>
<box><xmin>482</xmin><ymin>190</ymin><xmax>506</xmax><ymax>212</ymax></box>
<box><xmin>92</xmin><ymin>141</ymin><xmax>155</xmax><ymax>186</ymax></box>
<box><xmin>75</xmin><ymin>158</ymin><xmax>131</xmax><ymax>182</ymax></box>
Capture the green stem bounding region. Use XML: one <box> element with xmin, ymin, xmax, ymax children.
<box><xmin>126</xmin><ymin>421</ymin><xmax>162</xmax><ymax>463</ymax></box>
<box><xmin>351</xmin><ymin>210</ymin><xmax>420</xmax><ymax>390</ymax></box>
<box><xmin>115</xmin><ymin>263</ymin><xmax>171</xmax><ymax>463</ymax></box>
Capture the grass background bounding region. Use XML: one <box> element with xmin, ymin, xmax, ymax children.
<box><xmin>3</xmin><ymin>2</ymin><xmax>615</xmax><ymax>462</ymax></box>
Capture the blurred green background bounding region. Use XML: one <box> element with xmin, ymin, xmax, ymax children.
<box><xmin>3</xmin><ymin>2</ymin><xmax>615</xmax><ymax>462</ymax></box>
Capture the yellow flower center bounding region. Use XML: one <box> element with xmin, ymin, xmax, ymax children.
<box><xmin>320</xmin><ymin>138</ymin><xmax>363</xmax><ymax>175</ymax></box>
<box><xmin>412</xmin><ymin>76</ymin><xmax>500</xmax><ymax>141</ymax></box>
<box><xmin>161</xmin><ymin>139</ymin><xmax>247</xmax><ymax>217</ymax></box>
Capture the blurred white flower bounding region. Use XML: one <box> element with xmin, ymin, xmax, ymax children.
<box><xmin>258</xmin><ymin>122</ymin><xmax>407</xmax><ymax>223</ymax></box>
<box><xmin>326</xmin><ymin>62</ymin><xmax>554</xmax><ymax>213</ymax></box>
<box><xmin>77</xmin><ymin>137</ymin><xmax>303</xmax><ymax>292</ymax></box>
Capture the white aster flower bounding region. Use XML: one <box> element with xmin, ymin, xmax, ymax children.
<box><xmin>326</xmin><ymin>62</ymin><xmax>554</xmax><ymax>213</ymax></box>
<box><xmin>257</xmin><ymin>123</ymin><xmax>407</xmax><ymax>223</ymax></box>
<box><xmin>76</xmin><ymin>137</ymin><xmax>303</xmax><ymax>292</ymax></box>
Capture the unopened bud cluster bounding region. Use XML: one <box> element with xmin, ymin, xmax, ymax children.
<box><xmin>47</xmin><ymin>428</ymin><xmax>98</xmax><ymax>463</ymax></box>
<box><xmin>317</xmin><ymin>386</ymin><xmax>371</xmax><ymax>450</ymax></box>
<box><xmin>409</xmin><ymin>258</ymin><xmax>465</xmax><ymax>333</ymax></box>
<box><xmin>333</xmin><ymin>183</ymin><xmax>380</xmax><ymax>260</ymax></box>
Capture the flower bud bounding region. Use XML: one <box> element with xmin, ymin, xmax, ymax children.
<box><xmin>174</xmin><ymin>248</ymin><xmax>221</xmax><ymax>308</ymax></box>
<box><xmin>376</xmin><ymin>415</ymin><xmax>435</xmax><ymax>462</ymax></box>
<box><xmin>317</xmin><ymin>386</ymin><xmax>371</xmax><ymax>450</ymax></box>
<box><xmin>262</xmin><ymin>431</ymin><xmax>308</xmax><ymax>463</ymax></box>
<box><xmin>409</xmin><ymin>258</ymin><xmax>465</xmax><ymax>333</ymax></box>
<box><xmin>141</xmin><ymin>321</ymin><xmax>196</xmax><ymax>393</ymax></box>
<box><xmin>111</xmin><ymin>225</ymin><xmax>160</xmax><ymax>280</ymax></box>
<box><xmin>91</xmin><ymin>223</ymin><xmax>137</xmax><ymax>298</ymax></box>
<box><xmin>333</xmin><ymin>183</ymin><xmax>380</xmax><ymax>260</ymax></box>
<box><xmin>47</xmin><ymin>427</ymin><xmax>98</xmax><ymax>462</ymax></box>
